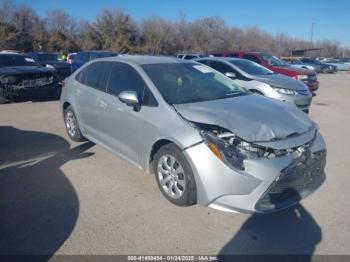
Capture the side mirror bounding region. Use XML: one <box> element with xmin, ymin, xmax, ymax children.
<box><xmin>225</xmin><ymin>72</ymin><xmax>237</xmax><ymax>79</ymax></box>
<box><xmin>118</xmin><ymin>91</ymin><xmax>139</xmax><ymax>106</ymax></box>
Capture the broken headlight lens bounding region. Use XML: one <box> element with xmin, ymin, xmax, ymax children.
<box><xmin>201</xmin><ymin>130</ymin><xmax>294</xmax><ymax>171</ymax></box>
<box><xmin>201</xmin><ymin>131</ymin><xmax>273</xmax><ymax>171</ymax></box>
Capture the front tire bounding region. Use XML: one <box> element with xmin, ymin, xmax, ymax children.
<box><xmin>64</xmin><ymin>106</ymin><xmax>86</xmax><ymax>142</ymax></box>
<box><xmin>154</xmin><ymin>144</ymin><xmax>197</xmax><ymax>206</ymax></box>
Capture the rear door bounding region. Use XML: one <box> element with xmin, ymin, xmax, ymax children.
<box><xmin>74</xmin><ymin>62</ymin><xmax>111</xmax><ymax>139</ymax></box>
<box><xmin>97</xmin><ymin>62</ymin><xmax>148</xmax><ymax>165</ymax></box>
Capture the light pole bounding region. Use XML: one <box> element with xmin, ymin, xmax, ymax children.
<box><xmin>310</xmin><ymin>22</ymin><xmax>315</xmax><ymax>47</ymax></box>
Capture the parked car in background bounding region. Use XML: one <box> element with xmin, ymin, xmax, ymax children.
<box><xmin>0</xmin><ymin>53</ymin><xmax>60</xmax><ymax>103</ymax></box>
<box><xmin>196</xmin><ymin>57</ymin><xmax>312</xmax><ymax>113</ymax></box>
<box><xmin>213</xmin><ymin>52</ymin><xmax>319</xmax><ymax>92</ymax></box>
<box><xmin>27</xmin><ymin>52</ymin><xmax>71</xmax><ymax>80</ymax></box>
<box><xmin>0</xmin><ymin>50</ymin><xmax>21</xmax><ymax>54</ymax></box>
<box><xmin>71</xmin><ymin>51</ymin><xmax>118</xmax><ymax>72</ymax></box>
<box><xmin>299</xmin><ymin>57</ymin><xmax>337</xmax><ymax>74</ymax></box>
<box><xmin>320</xmin><ymin>58</ymin><xmax>350</xmax><ymax>71</ymax></box>
<box><xmin>281</xmin><ymin>57</ymin><xmax>318</xmax><ymax>72</ymax></box>
<box><xmin>67</xmin><ymin>52</ymin><xmax>77</xmax><ymax>64</ymax></box>
<box><xmin>177</xmin><ymin>54</ymin><xmax>206</xmax><ymax>60</ymax></box>
<box><xmin>60</xmin><ymin>55</ymin><xmax>326</xmax><ymax>213</ymax></box>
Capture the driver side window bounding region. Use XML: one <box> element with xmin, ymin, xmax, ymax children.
<box><xmin>107</xmin><ymin>63</ymin><xmax>157</xmax><ymax>106</ymax></box>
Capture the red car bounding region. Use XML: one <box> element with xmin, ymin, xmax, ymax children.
<box><xmin>212</xmin><ymin>52</ymin><xmax>319</xmax><ymax>92</ymax></box>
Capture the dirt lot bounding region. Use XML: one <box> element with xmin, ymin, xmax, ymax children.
<box><xmin>0</xmin><ymin>73</ymin><xmax>349</xmax><ymax>256</ymax></box>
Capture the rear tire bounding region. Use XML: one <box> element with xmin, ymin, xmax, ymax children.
<box><xmin>64</xmin><ymin>106</ymin><xmax>86</xmax><ymax>142</ymax></box>
<box><xmin>154</xmin><ymin>144</ymin><xmax>197</xmax><ymax>206</ymax></box>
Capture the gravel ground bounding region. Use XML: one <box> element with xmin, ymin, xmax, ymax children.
<box><xmin>0</xmin><ymin>73</ymin><xmax>349</xmax><ymax>256</ymax></box>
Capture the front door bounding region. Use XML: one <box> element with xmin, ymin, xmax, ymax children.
<box><xmin>97</xmin><ymin>62</ymin><xmax>147</xmax><ymax>165</ymax></box>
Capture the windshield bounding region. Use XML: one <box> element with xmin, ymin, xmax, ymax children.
<box><xmin>229</xmin><ymin>59</ymin><xmax>274</xmax><ymax>75</ymax></box>
<box><xmin>142</xmin><ymin>63</ymin><xmax>246</xmax><ymax>104</ymax></box>
<box><xmin>0</xmin><ymin>55</ymin><xmax>38</xmax><ymax>67</ymax></box>
<box><xmin>262</xmin><ymin>54</ymin><xmax>289</xmax><ymax>67</ymax></box>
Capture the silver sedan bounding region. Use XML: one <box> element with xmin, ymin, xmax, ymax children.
<box><xmin>196</xmin><ymin>57</ymin><xmax>312</xmax><ymax>113</ymax></box>
<box><xmin>60</xmin><ymin>55</ymin><xmax>326</xmax><ymax>213</ymax></box>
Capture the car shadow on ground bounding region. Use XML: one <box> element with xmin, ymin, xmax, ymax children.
<box><xmin>218</xmin><ymin>201</ymin><xmax>322</xmax><ymax>261</ymax></box>
<box><xmin>0</xmin><ymin>126</ymin><xmax>94</xmax><ymax>256</ymax></box>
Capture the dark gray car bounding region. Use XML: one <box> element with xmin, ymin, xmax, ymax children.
<box><xmin>196</xmin><ymin>57</ymin><xmax>312</xmax><ymax>112</ymax></box>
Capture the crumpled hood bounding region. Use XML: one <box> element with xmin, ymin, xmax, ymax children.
<box><xmin>253</xmin><ymin>74</ymin><xmax>309</xmax><ymax>91</ymax></box>
<box><xmin>174</xmin><ymin>94</ymin><xmax>314</xmax><ymax>142</ymax></box>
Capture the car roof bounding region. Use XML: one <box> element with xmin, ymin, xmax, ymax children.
<box><xmin>95</xmin><ymin>55</ymin><xmax>195</xmax><ymax>65</ymax></box>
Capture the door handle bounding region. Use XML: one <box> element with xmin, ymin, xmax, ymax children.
<box><xmin>75</xmin><ymin>88</ymin><xmax>81</xmax><ymax>95</ymax></box>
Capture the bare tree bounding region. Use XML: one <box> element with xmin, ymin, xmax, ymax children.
<box><xmin>140</xmin><ymin>16</ymin><xmax>176</xmax><ymax>54</ymax></box>
<box><xmin>95</xmin><ymin>9</ymin><xmax>138</xmax><ymax>52</ymax></box>
<box><xmin>46</xmin><ymin>9</ymin><xmax>79</xmax><ymax>52</ymax></box>
<box><xmin>0</xmin><ymin>0</ymin><xmax>349</xmax><ymax>57</ymax></box>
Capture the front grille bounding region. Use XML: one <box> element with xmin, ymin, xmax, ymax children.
<box><xmin>20</xmin><ymin>76</ymin><xmax>54</xmax><ymax>87</ymax></box>
<box><xmin>255</xmin><ymin>150</ymin><xmax>326</xmax><ymax>212</ymax></box>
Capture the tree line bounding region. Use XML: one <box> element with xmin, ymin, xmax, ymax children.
<box><xmin>0</xmin><ymin>0</ymin><xmax>349</xmax><ymax>57</ymax></box>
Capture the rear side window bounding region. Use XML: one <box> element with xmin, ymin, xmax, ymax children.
<box><xmin>107</xmin><ymin>63</ymin><xmax>146</xmax><ymax>98</ymax></box>
<box><xmin>76</xmin><ymin>62</ymin><xmax>111</xmax><ymax>92</ymax></box>
<box><xmin>243</xmin><ymin>54</ymin><xmax>261</xmax><ymax>64</ymax></box>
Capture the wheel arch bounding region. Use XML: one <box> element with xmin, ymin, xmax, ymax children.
<box><xmin>148</xmin><ymin>139</ymin><xmax>186</xmax><ymax>175</ymax></box>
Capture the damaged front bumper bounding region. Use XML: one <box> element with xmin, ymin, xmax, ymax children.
<box><xmin>1</xmin><ymin>76</ymin><xmax>60</xmax><ymax>98</ymax></box>
<box><xmin>183</xmin><ymin>131</ymin><xmax>326</xmax><ymax>213</ymax></box>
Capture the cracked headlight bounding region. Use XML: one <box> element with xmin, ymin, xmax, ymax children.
<box><xmin>271</xmin><ymin>86</ymin><xmax>298</xmax><ymax>95</ymax></box>
<box><xmin>201</xmin><ymin>131</ymin><xmax>286</xmax><ymax>171</ymax></box>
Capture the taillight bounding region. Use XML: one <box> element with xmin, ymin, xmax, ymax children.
<box><xmin>59</xmin><ymin>81</ymin><xmax>65</xmax><ymax>88</ymax></box>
